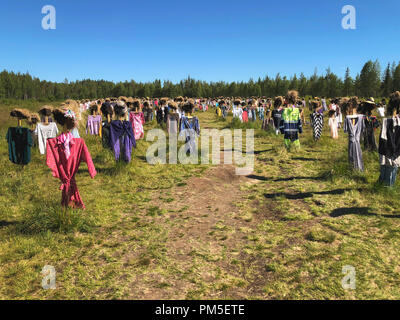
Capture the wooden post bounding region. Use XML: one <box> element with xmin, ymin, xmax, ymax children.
<box><xmin>18</xmin><ymin>119</ymin><xmax>22</xmax><ymax>127</ymax></box>
<box><xmin>352</xmin><ymin>107</ymin><xmax>357</xmax><ymax>126</ymax></box>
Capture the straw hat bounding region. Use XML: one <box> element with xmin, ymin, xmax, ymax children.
<box><xmin>10</xmin><ymin>108</ymin><xmax>31</xmax><ymax>119</ymax></box>
<box><xmin>168</xmin><ymin>101</ymin><xmax>178</xmax><ymax>110</ymax></box>
<box><xmin>365</xmin><ymin>97</ymin><xmax>376</xmax><ymax>105</ymax></box>
<box><xmin>101</xmin><ymin>102</ymin><xmax>114</xmax><ymax>116</ymax></box>
<box><xmin>114</xmin><ymin>101</ymin><xmax>128</xmax><ymax>117</ymax></box>
<box><xmin>38</xmin><ymin>105</ymin><xmax>54</xmax><ymax>117</ymax></box>
<box><xmin>27</xmin><ymin>113</ymin><xmax>40</xmax><ymax>125</ymax></box>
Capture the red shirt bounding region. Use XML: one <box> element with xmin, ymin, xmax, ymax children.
<box><xmin>46</xmin><ymin>136</ymin><xmax>97</xmax><ymax>209</ymax></box>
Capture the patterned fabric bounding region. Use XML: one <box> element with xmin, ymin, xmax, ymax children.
<box><xmin>280</xmin><ymin>107</ymin><xmax>303</xmax><ymax>150</ymax></box>
<box><xmin>64</xmin><ymin>109</ymin><xmax>76</xmax><ymax>120</ymax></box>
<box><xmin>179</xmin><ymin>116</ymin><xmax>200</xmax><ymax>155</ymax></box>
<box><xmin>86</xmin><ymin>115</ymin><xmax>102</xmax><ymax>136</ymax></box>
<box><xmin>129</xmin><ymin>112</ymin><xmax>144</xmax><ymax>140</ymax></box>
<box><xmin>279</xmin><ymin>107</ymin><xmax>303</xmax><ymax>141</ymax></box>
<box><xmin>57</xmin><ymin>132</ymin><xmax>74</xmax><ymax>160</ymax></box>
<box><xmin>310</xmin><ymin>113</ymin><xmax>324</xmax><ymax>141</ymax></box>
<box><xmin>344</xmin><ymin>115</ymin><xmax>365</xmax><ymax>171</ymax></box>
<box><xmin>46</xmin><ymin>137</ymin><xmax>96</xmax><ymax>209</ymax></box>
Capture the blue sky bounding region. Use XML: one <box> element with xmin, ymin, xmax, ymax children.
<box><xmin>0</xmin><ymin>0</ymin><xmax>399</xmax><ymax>83</ymax></box>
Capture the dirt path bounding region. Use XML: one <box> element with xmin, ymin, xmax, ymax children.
<box><xmin>126</xmin><ymin>117</ymin><xmax>265</xmax><ymax>299</ymax></box>
<box><xmin>131</xmin><ymin>159</ymin><xmax>262</xmax><ymax>299</ymax></box>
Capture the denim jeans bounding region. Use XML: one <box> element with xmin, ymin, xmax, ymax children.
<box><xmin>379</xmin><ymin>165</ymin><xmax>398</xmax><ymax>187</ymax></box>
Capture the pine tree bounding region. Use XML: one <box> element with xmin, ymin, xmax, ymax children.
<box><xmin>381</xmin><ymin>63</ymin><xmax>393</xmax><ymax>97</ymax></box>
<box><xmin>343</xmin><ymin>67</ymin><xmax>353</xmax><ymax>96</ymax></box>
<box><xmin>392</xmin><ymin>62</ymin><xmax>400</xmax><ymax>92</ymax></box>
<box><xmin>359</xmin><ymin>60</ymin><xmax>381</xmax><ymax>97</ymax></box>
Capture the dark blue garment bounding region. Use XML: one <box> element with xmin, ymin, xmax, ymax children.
<box><xmin>279</xmin><ymin>108</ymin><xmax>303</xmax><ymax>142</ymax></box>
<box><xmin>379</xmin><ymin>118</ymin><xmax>400</xmax><ymax>159</ymax></box>
<box><xmin>379</xmin><ymin>165</ymin><xmax>398</xmax><ymax>187</ymax></box>
<box><xmin>156</xmin><ymin>108</ymin><xmax>164</xmax><ymax>124</ymax></box>
<box><xmin>110</xmin><ymin>120</ymin><xmax>136</xmax><ymax>163</ymax></box>
<box><xmin>102</xmin><ymin>122</ymin><xmax>112</xmax><ymax>149</ymax></box>
<box><xmin>179</xmin><ymin>116</ymin><xmax>200</xmax><ymax>155</ymax></box>
<box><xmin>251</xmin><ymin>109</ymin><xmax>256</xmax><ymax>121</ymax></box>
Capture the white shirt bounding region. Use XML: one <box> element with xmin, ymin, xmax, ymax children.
<box><xmin>35</xmin><ymin>122</ymin><xmax>59</xmax><ymax>155</ymax></box>
<box><xmin>378</xmin><ymin>107</ymin><xmax>385</xmax><ymax>117</ymax></box>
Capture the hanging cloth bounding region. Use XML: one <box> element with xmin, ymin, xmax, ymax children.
<box><xmin>46</xmin><ymin>135</ymin><xmax>97</xmax><ymax>209</ymax></box>
<box><xmin>6</xmin><ymin>127</ymin><xmax>33</xmax><ymax>165</ymax></box>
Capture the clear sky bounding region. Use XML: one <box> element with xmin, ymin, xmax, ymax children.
<box><xmin>0</xmin><ymin>0</ymin><xmax>399</xmax><ymax>83</ymax></box>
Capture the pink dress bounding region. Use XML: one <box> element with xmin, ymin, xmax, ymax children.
<box><xmin>129</xmin><ymin>112</ymin><xmax>144</xmax><ymax>140</ymax></box>
<box><xmin>242</xmin><ymin>111</ymin><xmax>248</xmax><ymax>122</ymax></box>
<box><xmin>46</xmin><ymin>135</ymin><xmax>97</xmax><ymax>209</ymax></box>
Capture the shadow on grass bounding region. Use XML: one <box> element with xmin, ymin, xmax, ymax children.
<box><xmin>246</xmin><ymin>174</ymin><xmax>328</xmax><ymax>182</ymax></box>
<box><xmin>264</xmin><ymin>188</ymin><xmax>359</xmax><ymax>200</ymax></box>
<box><xmin>330</xmin><ymin>207</ymin><xmax>400</xmax><ymax>219</ymax></box>
<box><xmin>221</xmin><ymin>149</ymin><xmax>273</xmax><ymax>155</ymax></box>
<box><xmin>291</xmin><ymin>157</ymin><xmax>319</xmax><ymax>162</ymax></box>
<box><xmin>0</xmin><ymin>220</ymin><xmax>18</xmax><ymax>228</ymax></box>
<box><xmin>91</xmin><ymin>161</ymin><xmax>130</xmax><ymax>176</ymax></box>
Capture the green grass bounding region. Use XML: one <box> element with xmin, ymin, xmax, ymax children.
<box><xmin>0</xmin><ymin>102</ymin><xmax>400</xmax><ymax>299</ymax></box>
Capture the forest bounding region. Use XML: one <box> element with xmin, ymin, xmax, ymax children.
<box><xmin>0</xmin><ymin>60</ymin><xmax>398</xmax><ymax>101</ymax></box>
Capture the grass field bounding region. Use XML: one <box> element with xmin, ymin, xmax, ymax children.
<box><xmin>1</xmin><ymin>101</ymin><xmax>400</xmax><ymax>300</ymax></box>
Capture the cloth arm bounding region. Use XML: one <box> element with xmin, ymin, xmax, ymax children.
<box><xmin>81</xmin><ymin>140</ymin><xmax>97</xmax><ymax>179</ymax></box>
<box><xmin>343</xmin><ymin>119</ymin><xmax>349</xmax><ymax>133</ymax></box>
<box><xmin>279</xmin><ymin>119</ymin><xmax>285</xmax><ymax>134</ymax></box>
<box><xmin>46</xmin><ymin>141</ymin><xmax>60</xmax><ymax>179</ymax></box>
<box><xmin>298</xmin><ymin>119</ymin><xmax>303</xmax><ymax>134</ymax></box>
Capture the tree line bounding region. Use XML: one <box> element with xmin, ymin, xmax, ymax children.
<box><xmin>0</xmin><ymin>60</ymin><xmax>399</xmax><ymax>101</ymax></box>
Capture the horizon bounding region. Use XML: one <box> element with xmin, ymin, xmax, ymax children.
<box><xmin>0</xmin><ymin>60</ymin><xmax>391</xmax><ymax>85</ymax></box>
